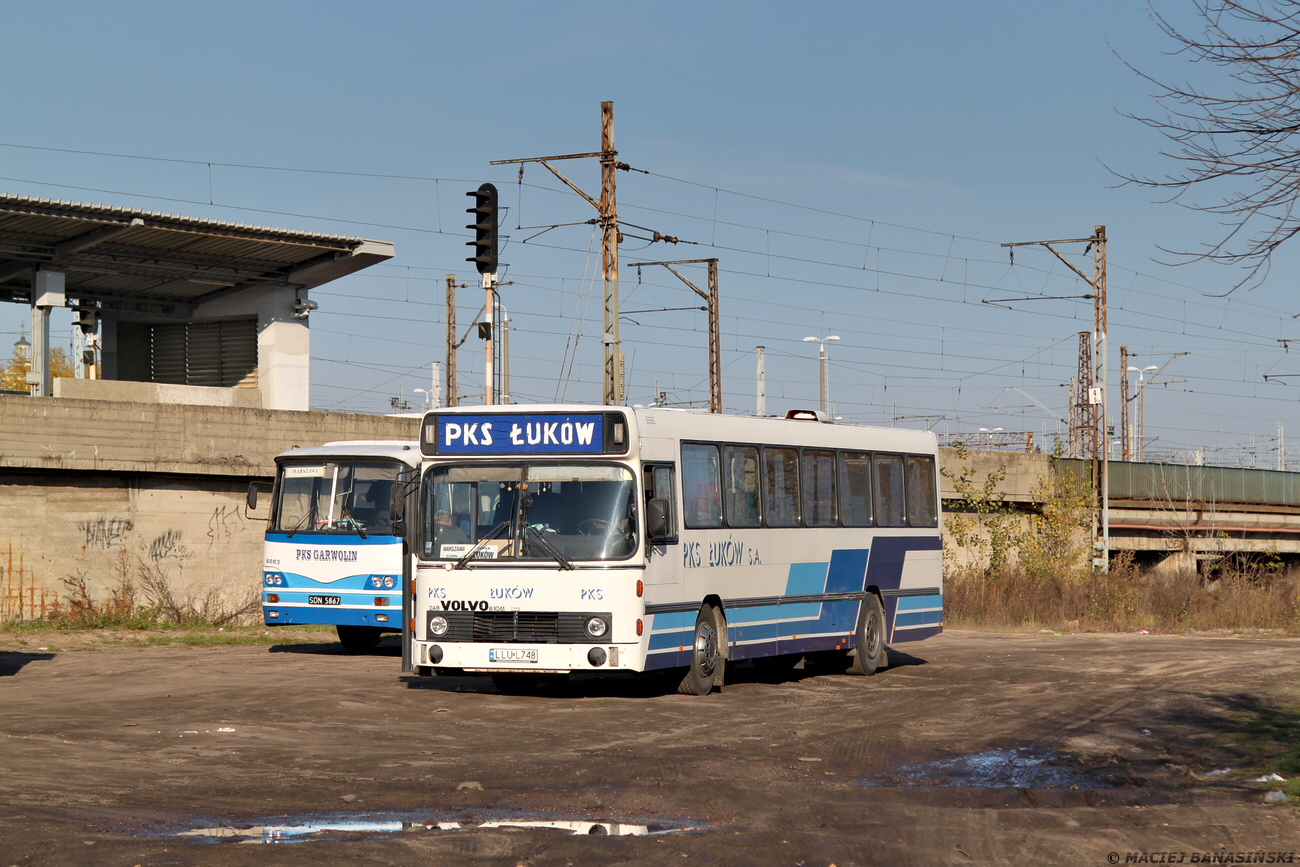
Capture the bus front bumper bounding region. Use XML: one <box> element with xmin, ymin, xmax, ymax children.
<box><xmin>412</xmin><ymin>640</ymin><xmax>640</xmax><ymax>673</ymax></box>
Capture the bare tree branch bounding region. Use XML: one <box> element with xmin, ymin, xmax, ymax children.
<box><xmin>1116</xmin><ymin>0</ymin><xmax>1300</xmax><ymax>291</ymax></box>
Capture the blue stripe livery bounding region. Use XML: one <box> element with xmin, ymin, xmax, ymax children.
<box><xmin>266</xmin><ymin>533</ymin><xmax>401</xmax><ymax>546</ymax></box>
<box><xmin>270</xmin><ymin>572</ymin><xmax>398</xmax><ymax>591</ymax></box>
<box><xmin>646</xmin><ymin>536</ymin><xmax>941</xmax><ymax>669</ymax></box>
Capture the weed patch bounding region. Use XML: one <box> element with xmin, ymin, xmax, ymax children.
<box><xmin>948</xmin><ymin>555</ymin><xmax>1300</xmax><ymax>634</ymax></box>
<box><xmin>1</xmin><ymin>552</ymin><xmax>260</xmax><ymax>633</ymax></box>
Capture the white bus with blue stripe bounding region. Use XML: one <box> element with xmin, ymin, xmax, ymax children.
<box><xmin>407</xmin><ymin>406</ymin><xmax>942</xmax><ymax>694</ymax></box>
<box><xmin>259</xmin><ymin>441</ymin><xmax>420</xmax><ymax>652</ymax></box>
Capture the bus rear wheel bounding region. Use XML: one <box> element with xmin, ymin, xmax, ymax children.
<box><xmin>846</xmin><ymin>593</ymin><xmax>887</xmax><ymax>676</ymax></box>
<box><xmin>678</xmin><ymin>604</ymin><xmax>724</xmax><ymax>696</ymax></box>
<box><xmin>336</xmin><ymin>625</ymin><xmax>384</xmax><ymax>653</ymax></box>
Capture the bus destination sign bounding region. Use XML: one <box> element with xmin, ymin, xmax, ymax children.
<box><xmin>422</xmin><ymin>412</ymin><xmax>625</xmax><ymax>456</ymax></box>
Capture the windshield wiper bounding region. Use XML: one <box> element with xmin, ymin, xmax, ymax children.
<box><xmin>452</xmin><ymin>520</ymin><xmax>511</xmax><ymax>569</ymax></box>
<box><xmin>338</xmin><ymin>503</ymin><xmax>367</xmax><ymax>539</ymax></box>
<box><xmin>524</xmin><ymin>524</ymin><xmax>575</xmax><ymax>570</ymax></box>
<box><xmin>284</xmin><ymin>510</ymin><xmax>314</xmax><ymax>539</ymax></box>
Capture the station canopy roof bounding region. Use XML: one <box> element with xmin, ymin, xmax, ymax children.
<box><xmin>0</xmin><ymin>194</ymin><xmax>393</xmax><ymax>317</ymax></box>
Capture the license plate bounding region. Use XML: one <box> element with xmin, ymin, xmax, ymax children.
<box><xmin>308</xmin><ymin>595</ymin><xmax>341</xmax><ymax>606</ymax></box>
<box><xmin>488</xmin><ymin>648</ymin><xmax>538</xmax><ymax>664</ymax></box>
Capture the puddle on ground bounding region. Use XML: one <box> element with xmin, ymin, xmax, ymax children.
<box><xmin>170</xmin><ymin>812</ymin><xmax>706</xmax><ymax>844</ymax></box>
<box><xmin>860</xmin><ymin>747</ymin><xmax>1113</xmax><ymax>790</ymax></box>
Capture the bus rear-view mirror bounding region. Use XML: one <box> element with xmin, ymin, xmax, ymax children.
<box><xmin>646</xmin><ymin>497</ymin><xmax>672</xmax><ymax>542</ymax></box>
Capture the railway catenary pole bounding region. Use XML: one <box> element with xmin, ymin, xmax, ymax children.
<box><xmin>1096</xmin><ymin>226</ymin><xmax>1109</xmax><ymax>571</ymax></box>
<box><xmin>1120</xmin><ymin>346</ymin><xmax>1131</xmax><ymax>461</ymax></box>
<box><xmin>446</xmin><ymin>274</ymin><xmax>458</xmax><ymax>407</ymax></box>
<box><xmin>600</xmin><ymin>101</ymin><xmax>622</xmax><ymax>407</ymax></box>
<box><xmin>628</xmin><ymin>258</ymin><xmax>722</xmax><ymax>413</ymax></box>
<box><xmin>1003</xmin><ymin>227</ymin><xmax>1109</xmax><ymax>571</ymax></box>
<box><xmin>492</xmin><ymin>101</ymin><xmax>628</xmax><ymax>406</ymax></box>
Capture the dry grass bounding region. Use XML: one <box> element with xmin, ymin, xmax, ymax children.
<box><xmin>947</xmin><ymin>554</ymin><xmax>1300</xmax><ymax>634</ymax></box>
<box><xmin>3</xmin><ymin>553</ymin><xmax>261</xmax><ymax>632</ymax></box>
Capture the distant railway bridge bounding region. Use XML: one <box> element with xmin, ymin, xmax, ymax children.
<box><xmin>942</xmin><ymin>448</ymin><xmax>1300</xmax><ymax>571</ymax></box>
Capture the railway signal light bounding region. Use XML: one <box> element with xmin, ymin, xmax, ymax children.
<box><xmin>466</xmin><ymin>183</ymin><xmax>499</xmax><ymax>274</ymax></box>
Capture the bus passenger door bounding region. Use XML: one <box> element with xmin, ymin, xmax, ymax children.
<box><xmin>642</xmin><ymin>464</ymin><xmax>679</xmax><ymax>602</ymax></box>
<box><xmin>642</xmin><ymin>464</ymin><xmax>678</xmax><ymax>551</ymax></box>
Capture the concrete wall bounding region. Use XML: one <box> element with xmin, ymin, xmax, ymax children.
<box><xmin>53</xmin><ymin>378</ymin><xmax>264</xmax><ymax>409</ymax></box>
<box><xmin>0</xmin><ymin>395</ymin><xmax>419</xmax><ymax>621</ymax></box>
<box><xmin>938</xmin><ymin>447</ymin><xmax>1050</xmax><ymax>504</ymax></box>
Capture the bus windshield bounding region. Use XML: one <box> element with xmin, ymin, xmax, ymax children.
<box><xmin>272</xmin><ymin>461</ymin><xmax>402</xmax><ymax>536</ymax></box>
<box><xmin>421</xmin><ymin>463</ymin><xmax>637</xmax><ymax>563</ymax></box>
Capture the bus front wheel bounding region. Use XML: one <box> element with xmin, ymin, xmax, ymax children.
<box><xmin>846</xmin><ymin>593</ymin><xmax>887</xmax><ymax>676</ymax></box>
<box><xmin>678</xmin><ymin>604</ymin><xmax>724</xmax><ymax>696</ymax></box>
<box><xmin>336</xmin><ymin>625</ymin><xmax>384</xmax><ymax>653</ymax></box>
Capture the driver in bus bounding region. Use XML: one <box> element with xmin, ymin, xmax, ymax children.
<box><xmin>433</xmin><ymin>509</ymin><xmax>470</xmax><ymax>545</ymax></box>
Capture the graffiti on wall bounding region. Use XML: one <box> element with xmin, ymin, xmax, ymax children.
<box><xmin>206</xmin><ymin>505</ymin><xmax>244</xmax><ymax>553</ymax></box>
<box><xmin>148</xmin><ymin>529</ymin><xmax>193</xmax><ymax>563</ymax></box>
<box><xmin>78</xmin><ymin>517</ymin><xmax>134</xmax><ymax>549</ymax></box>
<box><xmin>3</xmin><ymin>489</ymin><xmax>263</xmax><ymax>623</ymax></box>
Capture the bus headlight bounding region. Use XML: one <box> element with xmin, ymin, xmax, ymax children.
<box><xmin>264</xmin><ymin>572</ymin><xmax>284</xmax><ymax>586</ymax></box>
<box><xmin>429</xmin><ymin>615</ymin><xmax>449</xmax><ymax>637</ymax></box>
<box><xmin>383</xmin><ymin>576</ymin><xmax>396</xmax><ymax>589</ymax></box>
<box><xmin>586</xmin><ymin>616</ymin><xmax>608</xmax><ymax>639</ymax></box>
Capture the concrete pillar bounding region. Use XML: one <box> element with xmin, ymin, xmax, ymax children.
<box><xmin>255</xmin><ymin>287</ymin><xmax>310</xmax><ymax>411</ymax></box>
<box><xmin>30</xmin><ymin>269</ymin><xmax>66</xmax><ymax>397</ymax></box>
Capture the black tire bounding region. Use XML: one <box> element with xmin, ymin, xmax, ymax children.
<box><xmin>846</xmin><ymin>593</ymin><xmax>888</xmax><ymax>676</ymax></box>
<box><xmin>677</xmin><ymin>604</ymin><xmax>724</xmax><ymax>696</ymax></box>
<box><xmin>336</xmin><ymin>624</ymin><xmax>384</xmax><ymax>653</ymax></box>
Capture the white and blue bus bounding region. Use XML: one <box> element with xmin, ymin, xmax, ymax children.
<box><xmin>406</xmin><ymin>406</ymin><xmax>942</xmax><ymax>694</ymax></box>
<box><xmin>257</xmin><ymin>441</ymin><xmax>421</xmax><ymax>652</ymax></box>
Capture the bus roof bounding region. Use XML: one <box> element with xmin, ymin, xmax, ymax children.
<box><xmin>274</xmin><ymin>440</ymin><xmax>422</xmax><ymax>467</ymax></box>
<box><xmin>419</xmin><ymin>405</ymin><xmax>938</xmax><ymax>455</ymax></box>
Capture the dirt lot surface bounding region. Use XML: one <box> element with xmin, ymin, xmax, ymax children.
<box><xmin>2</xmin><ymin>629</ymin><xmax>1298</xmax><ymax>866</ymax></box>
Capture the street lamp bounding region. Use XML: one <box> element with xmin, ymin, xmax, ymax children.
<box><xmin>803</xmin><ymin>335</ymin><xmax>840</xmax><ymax>413</ymax></box>
<box><xmin>413</xmin><ymin>388</ymin><xmax>431</xmax><ymax>412</ymax></box>
<box><xmin>979</xmin><ymin>427</ymin><xmax>1003</xmax><ymax>447</ymax></box>
<box><xmin>1126</xmin><ymin>365</ymin><xmax>1157</xmax><ymax>462</ymax></box>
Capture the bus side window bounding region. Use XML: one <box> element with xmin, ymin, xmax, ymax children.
<box><xmin>906</xmin><ymin>455</ymin><xmax>939</xmax><ymax>527</ymax></box>
<box><xmin>763</xmin><ymin>447</ymin><xmax>799</xmax><ymax>527</ymax></box>
<box><xmin>682</xmin><ymin>443</ymin><xmax>723</xmax><ymax>528</ymax></box>
<box><xmin>874</xmin><ymin>453</ymin><xmax>906</xmax><ymax>527</ymax></box>
<box><xmin>838</xmin><ymin>451</ymin><xmax>873</xmax><ymax>527</ymax></box>
<box><xmin>802</xmin><ymin>449</ymin><xmax>836</xmax><ymax>526</ymax></box>
<box><xmin>723</xmin><ymin>445</ymin><xmax>761</xmax><ymax>527</ymax></box>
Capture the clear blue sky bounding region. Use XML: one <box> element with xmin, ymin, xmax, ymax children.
<box><xmin>3</xmin><ymin>1</ymin><xmax>1297</xmax><ymax>466</ymax></box>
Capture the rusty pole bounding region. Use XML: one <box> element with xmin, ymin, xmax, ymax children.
<box><xmin>600</xmin><ymin>101</ymin><xmax>623</xmax><ymax>406</ymax></box>
<box><xmin>446</xmin><ymin>274</ymin><xmax>458</xmax><ymax>407</ymax></box>
<box><xmin>1003</xmin><ymin>229</ymin><xmax>1110</xmax><ymax>570</ymax></box>
<box><xmin>1120</xmin><ymin>345</ymin><xmax>1131</xmax><ymax>461</ymax></box>
<box><xmin>1095</xmin><ymin>226</ymin><xmax>1109</xmax><ymax>567</ymax></box>
<box><xmin>707</xmin><ymin>259</ymin><xmax>721</xmax><ymax>413</ymax></box>
<box><xmin>490</xmin><ymin>101</ymin><xmax>627</xmax><ymax>405</ymax></box>
<box><xmin>629</xmin><ymin>258</ymin><xmax>722</xmax><ymax>412</ymax></box>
